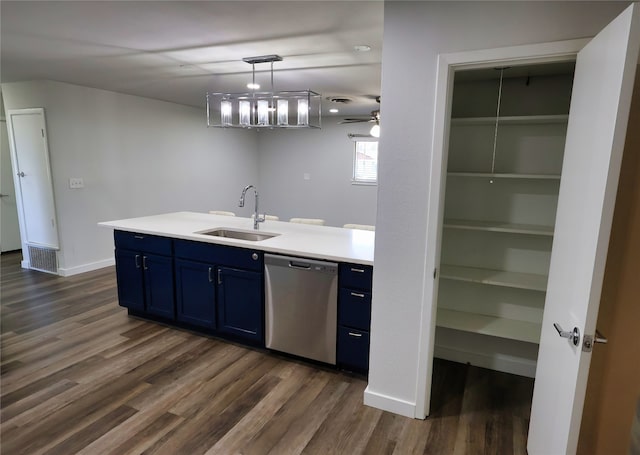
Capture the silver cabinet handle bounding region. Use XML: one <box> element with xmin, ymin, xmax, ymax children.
<box><xmin>135</xmin><ymin>254</ymin><xmax>141</xmax><ymax>269</ymax></box>
<box><xmin>0</xmin><ymin>193</ymin><xmax>9</xmax><ymax>197</ymax></box>
<box><xmin>350</xmin><ymin>292</ymin><xmax>365</xmax><ymax>298</ymax></box>
<box><xmin>142</xmin><ymin>256</ymin><xmax>148</xmax><ymax>270</ymax></box>
<box><xmin>208</xmin><ymin>267</ymin><xmax>213</xmax><ymax>283</ymax></box>
<box><xmin>16</xmin><ymin>171</ymin><xmax>25</xmax><ymax>177</ymax></box>
<box><xmin>554</xmin><ymin>323</ymin><xmax>580</xmax><ymax>346</ymax></box>
<box><xmin>217</xmin><ymin>268</ymin><xmax>222</xmax><ymax>285</ymax></box>
<box><xmin>252</xmin><ymin>253</ymin><xmax>259</xmax><ymax>261</ymax></box>
<box><xmin>348</xmin><ymin>332</ymin><xmax>362</xmax><ymax>338</ymax></box>
<box><xmin>350</xmin><ymin>267</ymin><xmax>365</xmax><ymax>273</ymax></box>
<box><xmin>134</xmin><ymin>235</ymin><xmax>144</xmax><ymax>239</ymax></box>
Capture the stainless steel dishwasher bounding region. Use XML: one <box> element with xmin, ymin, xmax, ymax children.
<box><xmin>264</xmin><ymin>254</ymin><xmax>338</xmax><ymax>365</ymax></box>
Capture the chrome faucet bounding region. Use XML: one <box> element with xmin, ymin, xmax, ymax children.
<box><xmin>239</xmin><ymin>185</ymin><xmax>265</xmax><ymax>230</ymax></box>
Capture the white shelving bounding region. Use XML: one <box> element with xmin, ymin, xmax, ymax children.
<box><xmin>443</xmin><ymin>219</ymin><xmax>555</xmax><ymax>236</ymax></box>
<box><xmin>447</xmin><ymin>172</ymin><xmax>561</xmax><ymax>180</ymax></box>
<box><xmin>451</xmin><ymin>114</ymin><xmax>569</xmax><ymax>125</ymax></box>
<box><xmin>439</xmin><ymin>264</ymin><xmax>548</xmax><ymax>292</ymax></box>
<box><xmin>436</xmin><ymin>67</ymin><xmax>572</xmax><ymax>377</ymax></box>
<box><xmin>436</xmin><ymin>308</ymin><xmax>542</xmax><ymax>344</ymax></box>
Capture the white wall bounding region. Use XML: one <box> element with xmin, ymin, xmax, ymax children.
<box><xmin>367</xmin><ymin>0</ymin><xmax>629</xmax><ymax>417</ymax></box>
<box><xmin>256</xmin><ymin>120</ymin><xmax>377</xmax><ymax>226</ymax></box>
<box><xmin>1</xmin><ymin>80</ymin><xmax>258</xmax><ymax>275</ymax></box>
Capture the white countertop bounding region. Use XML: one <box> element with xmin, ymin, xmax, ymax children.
<box><xmin>99</xmin><ymin>212</ymin><xmax>374</xmax><ymax>266</ymax></box>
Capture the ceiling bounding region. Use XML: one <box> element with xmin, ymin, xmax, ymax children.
<box><xmin>0</xmin><ymin>1</ymin><xmax>384</xmax><ymax>117</ymax></box>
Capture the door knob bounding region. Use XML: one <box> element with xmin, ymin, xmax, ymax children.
<box><xmin>554</xmin><ymin>323</ymin><xmax>580</xmax><ymax>346</ymax></box>
<box><xmin>582</xmin><ymin>329</ymin><xmax>608</xmax><ymax>352</ymax></box>
<box><xmin>17</xmin><ymin>171</ymin><xmax>25</xmax><ymax>177</ymax></box>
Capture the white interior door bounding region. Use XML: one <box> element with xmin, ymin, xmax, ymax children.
<box><xmin>528</xmin><ymin>4</ymin><xmax>640</xmax><ymax>455</ymax></box>
<box><xmin>1</xmin><ymin>119</ymin><xmax>22</xmax><ymax>252</ymax></box>
<box><xmin>6</xmin><ymin>108</ymin><xmax>59</xmax><ymax>249</ymax></box>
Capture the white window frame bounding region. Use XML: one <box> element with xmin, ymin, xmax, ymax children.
<box><xmin>351</xmin><ymin>136</ymin><xmax>378</xmax><ymax>185</ymax></box>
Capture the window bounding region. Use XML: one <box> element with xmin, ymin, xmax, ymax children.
<box><xmin>353</xmin><ymin>140</ymin><xmax>378</xmax><ymax>184</ymax></box>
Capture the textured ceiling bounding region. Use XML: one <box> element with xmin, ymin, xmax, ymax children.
<box><xmin>1</xmin><ymin>1</ymin><xmax>384</xmax><ymax>116</ymax></box>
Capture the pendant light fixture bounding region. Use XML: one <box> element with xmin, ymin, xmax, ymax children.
<box><xmin>207</xmin><ymin>55</ymin><xmax>321</xmax><ymax>129</ymax></box>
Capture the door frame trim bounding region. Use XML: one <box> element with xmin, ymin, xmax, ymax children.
<box><xmin>414</xmin><ymin>38</ymin><xmax>589</xmax><ymax>419</ymax></box>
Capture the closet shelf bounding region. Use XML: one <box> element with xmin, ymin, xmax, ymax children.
<box><xmin>450</xmin><ymin>114</ymin><xmax>569</xmax><ymax>125</ymax></box>
<box><xmin>447</xmin><ymin>172</ymin><xmax>561</xmax><ymax>180</ymax></box>
<box><xmin>440</xmin><ymin>264</ymin><xmax>548</xmax><ymax>291</ymax></box>
<box><xmin>443</xmin><ymin>219</ymin><xmax>555</xmax><ymax>236</ymax></box>
<box><xmin>436</xmin><ymin>308</ymin><xmax>542</xmax><ymax>344</ymax></box>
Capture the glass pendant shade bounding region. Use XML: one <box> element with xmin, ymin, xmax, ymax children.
<box><xmin>220</xmin><ymin>100</ymin><xmax>232</xmax><ymax>125</ymax></box>
<box><xmin>277</xmin><ymin>99</ymin><xmax>289</xmax><ymax>125</ymax></box>
<box><xmin>257</xmin><ymin>100</ymin><xmax>269</xmax><ymax>125</ymax></box>
<box><xmin>239</xmin><ymin>100</ymin><xmax>251</xmax><ymax>126</ymax></box>
<box><xmin>297</xmin><ymin>99</ymin><xmax>309</xmax><ymax>126</ymax></box>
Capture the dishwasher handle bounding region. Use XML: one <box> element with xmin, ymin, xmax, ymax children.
<box><xmin>265</xmin><ymin>254</ymin><xmax>338</xmax><ymax>275</ymax></box>
<box><xmin>289</xmin><ymin>261</ymin><xmax>311</xmax><ymax>270</ymax></box>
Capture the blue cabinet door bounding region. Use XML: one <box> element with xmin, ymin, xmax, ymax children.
<box><xmin>115</xmin><ymin>249</ymin><xmax>145</xmax><ymax>312</ymax></box>
<box><xmin>337</xmin><ymin>326</ymin><xmax>370</xmax><ymax>373</ymax></box>
<box><xmin>174</xmin><ymin>258</ymin><xmax>216</xmax><ymax>329</ymax></box>
<box><xmin>217</xmin><ymin>267</ymin><xmax>263</xmax><ymax>343</ymax></box>
<box><xmin>143</xmin><ymin>253</ymin><xmax>175</xmax><ymax>320</ymax></box>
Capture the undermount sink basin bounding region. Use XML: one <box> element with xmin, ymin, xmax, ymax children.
<box><xmin>198</xmin><ymin>228</ymin><xmax>280</xmax><ymax>242</ymax></box>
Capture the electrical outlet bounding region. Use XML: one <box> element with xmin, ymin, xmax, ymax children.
<box><xmin>69</xmin><ymin>177</ymin><xmax>84</xmax><ymax>189</ymax></box>
<box><xmin>303</xmin><ymin>173</ymin><xmax>311</xmax><ymax>181</ymax></box>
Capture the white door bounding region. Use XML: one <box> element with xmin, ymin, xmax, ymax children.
<box><xmin>528</xmin><ymin>4</ymin><xmax>640</xmax><ymax>455</ymax></box>
<box><xmin>6</xmin><ymin>108</ymin><xmax>59</xmax><ymax>249</ymax></box>
<box><xmin>1</xmin><ymin>119</ymin><xmax>22</xmax><ymax>252</ymax></box>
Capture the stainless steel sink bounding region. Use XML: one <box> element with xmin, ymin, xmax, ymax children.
<box><xmin>198</xmin><ymin>228</ymin><xmax>280</xmax><ymax>241</ymax></box>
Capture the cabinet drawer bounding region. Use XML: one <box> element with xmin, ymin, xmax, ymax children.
<box><xmin>338</xmin><ymin>288</ymin><xmax>371</xmax><ymax>331</ymax></box>
<box><xmin>114</xmin><ymin>230</ymin><xmax>172</xmax><ymax>256</ymax></box>
<box><xmin>337</xmin><ymin>326</ymin><xmax>370</xmax><ymax>372</ymax></box>
<box><xmin>174</xmin><ymin>239</ymin><xmax>263</xmax><ymax>271</ymax></box>
<box><xmin>339</xmin><ymin>263</ymin><xmax>373</xmax><ymax>291</ymax></box>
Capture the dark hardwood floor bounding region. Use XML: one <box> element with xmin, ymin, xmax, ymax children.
<box><xmin>0</xmin><ymin>251</ymin><xmax>533</xmax><ymax>454</ymax></box>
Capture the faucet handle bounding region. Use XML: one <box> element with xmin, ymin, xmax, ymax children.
<box><xmin>257</xmin><ymin>213</ymin><xmax>266</xmax><ymax>223</ymax></box>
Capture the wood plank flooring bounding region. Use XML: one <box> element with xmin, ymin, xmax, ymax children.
<box><xmin>1</xmin><ymin>251</ymin><xmax>533</xmax><ymax>454</ymax></box>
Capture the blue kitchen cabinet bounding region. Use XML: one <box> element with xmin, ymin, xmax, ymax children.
<box><xmin>115</xmin><ymin>249</ymin><xmax>145</xmax><ymax>312</ymax></box>
<box><xmin>174</xmin><ymin>258</ymin><xmax>217</xmax><ymax>328</ymax></box>
<box><xmin>173</xmin><ymin>239</ymin><xmax>264</xmax><ymax>344</ymax></box>
<box><xmin>114</xmin><ymin>231</ymin><xmax>175</xmax><ymax>320</ymax></box>
<box><xmin>337</xmin><ymin>262</ymin><xmax>373</xmax><ymax>373</ymax></box>
<box><xmin>217</xmin><ymin>266</ymin><xmax>263</xmax><ymax>343</ymax></box>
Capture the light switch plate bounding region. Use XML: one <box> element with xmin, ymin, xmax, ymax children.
<box><xmin>303</xmin><ymin>173</ymin><xmax>311</xmax><ymax>180</ymax></box>
<box><xmin>69</xmin><ymin>177</ymin><xmax>84</xmax><ymax>189</ymax></box>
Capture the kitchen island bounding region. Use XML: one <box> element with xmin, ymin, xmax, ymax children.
<box><xmin>99</xmin><ymin>212</ymin><xmax>375</xmax><ymax>373</ymax></box>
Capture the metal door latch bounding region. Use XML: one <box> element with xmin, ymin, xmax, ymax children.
<box><xmin>582</xmin><ymin>330</ymin><xmax>608</xmax><ymax>352</ymax></box>
<box><xmin>554</xmin><ymin>323</ymin><xmax>580</xmax><ymax>346</ymax></box>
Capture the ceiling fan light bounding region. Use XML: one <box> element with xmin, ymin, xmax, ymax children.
<box><xmin>370</xmin><ymin>123</ymin><xmax>380</xmax><ymax>138</ymax></box>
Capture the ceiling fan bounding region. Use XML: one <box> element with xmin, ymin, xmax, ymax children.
<box><xmin>339</xmin><ymin>109</ymin><xmax>380</xmax><ymax>125</ymax></box>
<box><xmin>339</xmin><ymin>96</ymin><xmax>381</xmax><ymax>137</ymax></box>
<box><xmin>340</xmin><ymin>110</ymin><xmax>380</xmax><ymax>137</ymax></box>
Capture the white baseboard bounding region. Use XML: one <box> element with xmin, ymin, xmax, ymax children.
<box><xmin>58</xmin><ymin>258</ymin><xmax>115</xmax><ymax>277</ymax></box>
<box><xmin>363</xmin><ymin>386</ymin><xmax>416</xmax><ymax>418</ymax></box>
<box><xmin>434</xmin><ymin>345</ymin><xmax>537</xmax><ymax>378</ymax></box>
<box><xmin>21</xmin><ymin>259</ymin><xmax>30</xmax><ymax>269</ymax></box>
